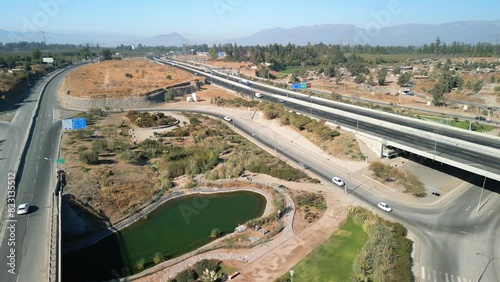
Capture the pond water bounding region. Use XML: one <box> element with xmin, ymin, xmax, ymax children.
<box><xmin>62</xmin><ymin>191</ymin><xmax>266</xmax><ymax>281</ymax></box>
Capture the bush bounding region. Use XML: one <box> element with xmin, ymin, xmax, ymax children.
<box><xmin>193</xmin><ymin>259</ymin><xmax>221</xmax><ymax>275</ymax></box>
<box><xmin>125</xmin><ymin>73</ymin><xmax>133</xmax><ymax>78</ymax></box>
<box><xmin>152</xmin><ymin>252</ymin><xmax>163</xmax><ymax>264</ymax></box>
<box><xmin>135</xmin><ymin>258</ymin><xmax>145</xmax><ymax>271</ymax></box>
<box><xmin>210</xmin><ymin>228</ymin><xmax>223</xmax><ymax>238</ymax></box>
<box><xmin>79</xmin><ymin>150</ymin><xmax>99</xmax><ymax>165</ymax></box>
<box><xmin>91</xmin><ymin>139</ymin><xmax>108</xmax><ymax>153</ymax></box>
<box><xmin>295</xmin><ymin>192</ymin><xmax>326</xmax><ymax>210</ymax></box>
<box><xmin>350</xmin><ymin>207</ymin><xmax>412</xmax><ymax>282</ymax></box>
<box><xmin>174</xmin><ymin>268</ymin><xmax>197</xmax><ymax>282</ymax></box>
<box><xmin>166</xmin><ymin>74</ymin><xmax>172</xmax><ymax>79</ymax></box>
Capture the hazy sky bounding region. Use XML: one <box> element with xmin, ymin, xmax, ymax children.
<box><xmin>1</xmin><ymin>0</ymin><xmax>499</xmax><ymax>39</ymax></box>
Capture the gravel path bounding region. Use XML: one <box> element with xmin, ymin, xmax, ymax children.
<box><xmin>135</xmin><ymin>184</ymin><xmax>296</xmax><ymax>282</ymax></box>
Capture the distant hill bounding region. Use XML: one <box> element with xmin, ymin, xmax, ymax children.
<box><xmin>0</xmin><ymin>30</ymin><xmax>185</xmax><ymax>47</ymax></box>
<box><xmin>232</xmin><ymin>20</ymin><xmax>500</xmax><ymax>46</ymax></box>
<box><xmin>0</xmin><ymin>20</ymin><xmax>499</xmax><ymax>47</ymax></box>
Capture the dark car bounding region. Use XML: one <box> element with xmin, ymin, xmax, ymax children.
<box><xmin>474</xmin><ymin>116</ymin><xmax>486</xmax><ymax>121</ymax></box>
<box><xmin>431</xmin><ymin>190</ymin><xmax>441</xmax><ymax>197</ymax></box>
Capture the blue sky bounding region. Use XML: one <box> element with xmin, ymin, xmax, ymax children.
<box><xmin>1</xmin><ymin>0</ymin><xmax>499</xmax><ymax>39</ymax></box>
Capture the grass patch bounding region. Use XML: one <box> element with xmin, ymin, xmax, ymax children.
<box><xmin>277</xmin><ymin>207</ymin><xmax>413</xmax><ymax>282</ymax></box>
<box><xmin>276</xmin><ymin>215</ymin><xmax>367</xmax><ymax>282</ymax></box>
<box><xmin>421</xmin><ymin>116</ymin><xmax>496</xmax><ymax>132</ymax></box>
<box><xmin>369</xmin><ymin>161</ymin><xmax>426</xmax><ymax>197</ymax></box>
<box><xmin>276</xmin><ymin>66</ymin><xmax>310</xmax><ymax>79</ymax></box>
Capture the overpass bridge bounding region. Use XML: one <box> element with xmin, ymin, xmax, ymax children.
<box><xmin>154</xmin><ymin>57</ymin><xmax>500</xmax><ymax>182</ymax></box>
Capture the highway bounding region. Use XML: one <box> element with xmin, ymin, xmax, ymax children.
<box><xmin>159</xmin><ymin>106</ymin><xmax>500</xmax><ymax>282</ymax></box>
<box><xmin>2</xmin><ymin>60</ymin><xmax>496</xmax><ymax>282</ymax></box>
<box><xmin>0</xmin><ymin>65</ymin><xmax>81</xmax><ymax>282</ymax></box>
<box><xmin>155</xmin><ymin>58</ymin><xmax>500</xmax><ymax>176</ymax></box>
<box><xmin>164</xmin><ymin>58</ymin><xmax>500</xmax><ymax>151</ymax></box>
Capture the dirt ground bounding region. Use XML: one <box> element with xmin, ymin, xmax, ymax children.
<box><xmin>65</xmin><ymin>58</ymin><xmax>197</xmax><ymax>98</ymax></box>
<box><xmin>191</xmin><ymin>57</ymin><xmax>500</xmax><ymax>121</ymax></box>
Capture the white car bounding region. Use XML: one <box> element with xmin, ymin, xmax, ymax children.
<box><xmin>377</xmin><ymin>202</ymin><xmax>393</xmax><ymax>212</ymax></box>
<box><xmin>223</xmin><ymin>116</ymin><xmax>232</xmax><ymax>122</ymax></box>
<box><xmin>255</xmin><ymin>92</ymin><xmax>263</xmax><ymax>98</ymax></box>
<box><xmin>17</xmin><ymin>203</ymin><xmax>29</xmax><ymax>215</ymax></box>
<box><xmin>332</xmin><ymin>177</ymin><xmax>345</xmax><ymax>186</ymax></box>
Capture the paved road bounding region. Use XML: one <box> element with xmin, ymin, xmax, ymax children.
<box><xmin>157</xmin><ymin>106</ymin><xmax>500</xmax><ymax>282</ymax></box>
<box><xmin>163</xmin><ymin>58</ymin><xmax>500</xmax><ymax>150</ymax></box>
<box><xmin>158</xmin><ymin>59</ymin><xmax>500</xmax><ymax>178</ymax></box>
<box><xmin>0</xmin><ymin>65</ymin><xmax>82</xmax><ymax>282</ymax></box>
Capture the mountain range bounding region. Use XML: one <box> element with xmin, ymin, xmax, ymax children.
<box><xmin>0</xmin><ymin>20</ymin><xmax>498</xmax><ymax>47</ymax></box>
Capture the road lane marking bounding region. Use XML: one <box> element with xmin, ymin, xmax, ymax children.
<box><xmin>465</xmin><ymin>206</ymin><xmax>471</xmax><ymax>211</ymax></box>
<box><xmin>421</xmin><ymin>266</ymin><xmax>425</xmax><ymax>280</ymax></box>
<box><xmin>488</xmin><ymin>210</ymin><xmax>492</xmax><ymax>216</ymax></box>
<box><xmin>457</xmin><ymin>276</ymin><xmax>461</xmax><ymax>282</ymax></box>
<box><xmin>445</xmin><ymin>272</ymin><xmax>449</xmax><ymax>282</ymax></box>
<box><xmin>36</xmin><ymin>165</ymin><xmax>38</xmax><ymax>172</ymax></box>
<box><xmin>433</xmin><ymin>269</ymin><xmax>437</xmax><ymax>282</ymax></box>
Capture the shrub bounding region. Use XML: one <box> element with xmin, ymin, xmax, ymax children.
<box><xmin>125</xmin><ymin>73</ymin><xmax>133</xmax><ymax>78</ymax></box>
<box><xmin>135</xmin><ymin>258</ymin><xmax>145</xmax><ymax>271</ymax></box>
<box><xmin>79</xmin><ymin>150</ymin><xmax>99</xmax><ymax>165</ymax></box>
<box><xmin>174</xmin><ymin>268</ymin><xmax>197</xmax><ymax>282</ymax></box>
<box><xmin>152</xmin><ymin>252</ymin><xmax>163</xmax><ymax>264</ymax></box>
<box><xmin>193</xmin><ymin>259</ymin><xmax>221</xmax><ymax>275</ymax></box>
<box><xmin>210</xmin><ymin>228</ymin><xmax>222</xmax><ymax>238</ymax></box>
<box><xmin>166</xmin><ymin>74</ymin><xmax>172</xmax><ymax>79</ymax></box>
<box><xmin>91</xmin><ymin>139</ymin><xmax>108</xmax><ymax>153</ymax></box>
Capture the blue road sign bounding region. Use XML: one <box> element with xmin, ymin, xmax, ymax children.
<box><xmin>72</xmin><ymin>118</ymin><xmax>87</xmax><ymax>129</ymax></box>
<box><xmin>62</xmin><ymin>118</ymin><xmax>87</xmax><ymax>130</ymax></box>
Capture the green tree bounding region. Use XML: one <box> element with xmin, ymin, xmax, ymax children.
<box><xmin>430</xmin><ymin>83</ymin><xmax>447</xmax><ymax>106</ymax></box>
<box><xmin>397</xmin><ymin>72</ymin><xmax>411</xmax><ymax>87</ymax></box>
<box><xmin>174</xmin><ymin>269</ymin><xmax>197</xmax><ymax>282</ymax></box>
<box><xmin>346</xmin><ymin>54</ymin><xmax>369</xmax><ymax>77</ymax></box>
<box><xmin>377</xmin><ymin>67</ymin><xmax>388</xmax><ymax>85</ymax></box>
<box><xmin>324</xmin><ymin>64</ymin><xmax>335</xmax><ymax>77</ymax></box>
<box><xmin>208</xmin><ymin>48</ymin><xmax>217</xmax><ymax>60</ymax></box>
<box><xmin>354</xmin><ymin>75</ymin><xmax>365</xmax><ymax>84</ymax></box>
<box><xmin>393</xmin><ymin>66</ymin><xmax>401</xmax><ymax>75</ymax></box>
<box><xmin>101</xmin><ymin>49</ymin><xmax>112</xmax><ymax>60</ymax></box>
<box><xmin>32</xmin><ymin>48</ymin><xmax>41</xmax><ymax>62</ymax></box>
<box><xmin>165</xmin><ymin>91</ymin><xmax>175</xmax><ymax>102</ymax></box>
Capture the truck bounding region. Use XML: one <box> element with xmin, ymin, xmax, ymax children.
<box><xmin>239</xmin><ymin>79</ymin><xmax>250</xmax><ymax>85</ymax></box>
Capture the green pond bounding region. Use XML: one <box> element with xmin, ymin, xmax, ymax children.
<box><xmin>63</xmin><ymin>191</ymin><xmax>266</xmax><ymax>282</ymax></box>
